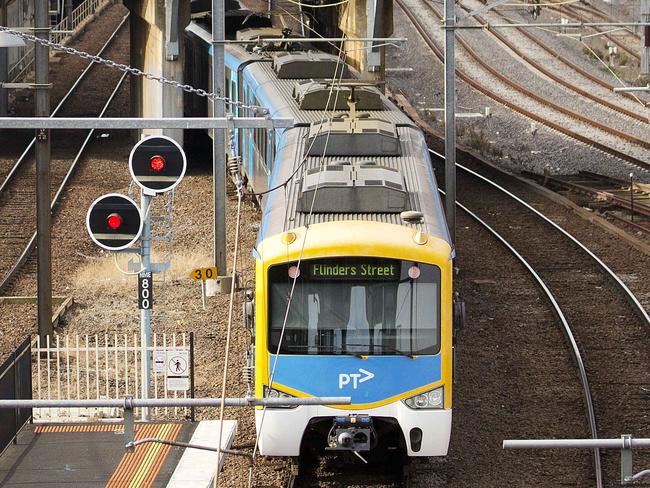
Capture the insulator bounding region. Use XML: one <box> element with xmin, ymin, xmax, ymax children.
<box><xmin>242</xmin><ymin>365</ymin><xmax>254</xmax><ymax>395</ymax></box>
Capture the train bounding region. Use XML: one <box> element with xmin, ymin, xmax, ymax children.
<box><xmin>184</xmin><ymin>16</ymin><xmax>459</xmax><ymax>462</ymax></box>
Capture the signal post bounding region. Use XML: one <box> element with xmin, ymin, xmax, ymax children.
<box><xmin>87</xmin><ymin>136</ymin><xmax>186</xmax><ymax>420</ymax></box>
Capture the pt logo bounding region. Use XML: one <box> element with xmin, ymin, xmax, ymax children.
<box><xmin>338</xmin><ymin>368</ymin><xmax>374</xmax><ymax>389</ymax></box>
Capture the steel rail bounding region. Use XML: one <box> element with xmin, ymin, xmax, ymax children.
<box><xmin>418</xmin><ymin>0</ymin><xmax>650</xmax><ymax>155</ymax></box>
<box><xmin>396</xmin><ymin>0</ymin><xmax>650</xmax><ymax>170</ymax></box>
<box><xmin>456</xmin><ymin>2</ymin><xmax>650</xmax><ymax>119</ymax></box>
<box><xmin>0</xmin><ymin>13</ymin><xmax>130</xmax><ymax>196</ymax></box>
<box><xmin>437</xmin><ymin>177</ymin><xmax>603</xmax><ymax>488</ymax></box>
<box><xmin>0</xmin><ymin>71</ymin><xmax>128</xmax><ymax>294</ymax></box>
<box><xmin>528</xmin><ymin>172</ymin><xmax>650</xmax><ymax>218</ymax></box>
<box><xmin>484</xmin><ymin>5</ymin><xmax>647</xmax><ymax>107</ymax></box>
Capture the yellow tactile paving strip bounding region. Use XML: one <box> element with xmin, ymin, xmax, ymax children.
<box><xmin>106</xmin><ymin>423</ymin><xmax>181</xmax><ymax>488</ymax></box>
<box><xmin>35</xmin><ymin>424</ymin><xmax>124</xmax><ymax>433</ymax></box>
<box><xmin>33</xmin><ymin>423</ymin><xmax>182</xmax><ymax>487</ymax></box>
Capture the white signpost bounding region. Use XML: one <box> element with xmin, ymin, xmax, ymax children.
<box><xmin>166</xmin><ymin>350</ymin><xmax>190</xmax><ymax>391</ymax></box>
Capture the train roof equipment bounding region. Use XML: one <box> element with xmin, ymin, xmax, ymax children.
<box><xmin>273</xmin><ymin>52</ymin><xmax>349</xmax><ymax>79</ymax></box>
<box><xmin>298</xmin><ymin>163</ymin><xmax>408</xmax><ymax>213</ymax></box>
<box><xmin>293</xmin><ymin>80</ymin><xmax>383</xmax><ymax>111</ymax></box>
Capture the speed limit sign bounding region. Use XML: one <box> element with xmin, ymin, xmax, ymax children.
<box><xmin>138</xmin><ymin>271</ymin><xmax>153</xmax><ymax>310</ymax></box>
<box><xmin>189</xmin><ymin>267</ymin><xmax>217</xmax><ymax>281</ymax></box>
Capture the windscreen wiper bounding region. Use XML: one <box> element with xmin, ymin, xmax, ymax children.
<box><xmin>344</xmin><ymin>343</ymin><xmax>416</xmax><ymax>359</ymax></box>
<box><xmin>285</xmin><ymin>344</ymin><xmax>366</xmax><ymax>358</ymax></box>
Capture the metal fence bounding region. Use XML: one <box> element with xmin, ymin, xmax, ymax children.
<box><xmin>0</xmin><ymin>336</ymin><xmax>32</xmax><ymax>456</ymax></box>
<box><xmin>32</xmin><ymin>332</ymin><xmax>194</xmax><ymax>421</ymax></box>
<box><xmin>8</xmin><ymin>0</ymin><xmax>110</xmax><ymax>82</ymax></box>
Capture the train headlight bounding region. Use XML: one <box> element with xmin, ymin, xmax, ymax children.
<box><xmin>402</xmin><ymin>387</ymin><xmax>444</xmax><ymax>410</ymax></box>
<box><xmin>263</xmin><ymin>386</ymin><xmax>298</xmax><ymax>409</ymax></box>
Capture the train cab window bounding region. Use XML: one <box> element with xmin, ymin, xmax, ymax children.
<box><xmin>268</xmin><ymin>258</ymin><xmax>441</xmax><ymax>356</ymax></box>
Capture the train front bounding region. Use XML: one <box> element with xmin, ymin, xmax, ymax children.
<box><xmin>254</xmin><ymin>221</ymin><xmax>453</xmax><ymax>459</ymax></box>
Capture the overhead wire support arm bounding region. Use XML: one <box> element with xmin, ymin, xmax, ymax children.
<box><xmin>215</xmin><ymin>37</ymin><xmax>408</xmax><ymax>43</ymax></box>
<box><xmin>504</xmin><ymin>436</ymin><xmax>650</xmax><ymax>484</ymax></box>
<box><xmin>0</xmin><ymin>117</ymin><xmax>294</xmax><ymax>129</ymax></box>
<box><xmin>452</xmin><ymin>21</ymin><xmax>650</xmax><ymax>29</ymax></box>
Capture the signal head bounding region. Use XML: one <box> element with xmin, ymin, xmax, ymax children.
<box><xmin>106</xmin><ymin>213</ymin><xmax>123</xmax><ymax>230</ymax></box>
<box><xmin>86</xmin><ymin>193</ymin><xmax>142</xmax><ymax>251</ymax></box>
<box><xmin>129</xmin><ymin>136</ymin><xmax>186</xmax><ymax>194</ymax></box>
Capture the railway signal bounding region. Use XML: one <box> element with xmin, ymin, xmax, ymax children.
<box><xmin>129</xmin><ymin>135</ymin><xmax>186</xmax><ymax>195</ymax></box>
<box><xmin>86</xmin><ymin>193</ymin><xmax>142</xmax><ymax>251</ymax></box>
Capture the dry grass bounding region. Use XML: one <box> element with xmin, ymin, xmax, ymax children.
<box><xmin>460</xmin><ymin>126</ymin><xmax>504</xmax><ymax>159</ymax></box>
<box><xmin>73</xmin><ymin>249</ymin><xmax>215</xmax><ymax>294</ymax></box>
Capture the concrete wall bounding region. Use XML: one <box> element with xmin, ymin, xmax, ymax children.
<box><xmin>338</xmin><ymin>0</ymin><xmax>392</xmax><ymax>81</ymax></box>
<box><xmin>125</xmin><ymin>0</ymin><xmax>190</xmax><ymax>143</ymax></box>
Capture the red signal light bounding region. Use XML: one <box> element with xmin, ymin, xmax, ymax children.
<box><xmin>106</xmin><ymin>213</ymin><xmax>123</xmax><ymax>230</ymax></box>
<box><xmin>150</xmin><ymin>155</ymin><xmax>165</xmax><ymax>172</ymax></box>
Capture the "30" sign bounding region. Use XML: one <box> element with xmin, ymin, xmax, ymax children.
<box><xmin>189</xmin><ymin>267</ymin><xmax>217</xmax><ymax>281</ymax></box>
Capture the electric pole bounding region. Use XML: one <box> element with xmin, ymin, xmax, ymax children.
<box><xmin>642</xmin><ymin>0</ymin><xmax>649</xmax><ymax>77</ymax></box>
<box><xmin>35</xmin><ymin>0</ymin><xmax>52</xmax><ymax>342</ymax></box>
<box><xmin>212</xmin><ymin>0</ymin><xmax>227</xmax><ymax>282</ymax></box>
<box><xmin>444</xmin><ymin>0</ymin><xmax>457</xmax><ymax>244</ymax></box>
<box><xmin>0</xmin><ymin>1</ymin><xmax>7</xmax><ymax>117</ymax></box>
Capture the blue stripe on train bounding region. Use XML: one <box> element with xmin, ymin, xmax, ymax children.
<box><xmin>268</xmin><ymin>354</ymin><xmax>442</xmax><ymax>404</ymax></box>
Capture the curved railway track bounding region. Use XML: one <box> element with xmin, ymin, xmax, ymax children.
<box><xmin>433</xmin><ymin>149</ymin><xmax>650</xmax><ymax>486</ymax></box>
<box><xmin>395</xmin><ymin>0</ymin><xmax>650</xmax><ymax>171</ymax></box>
<box><xmin>444</xmin><ymin>177</ymin><xmax>603</xmax><ymax>488</ymax></box>
<box><xmin>457</xmin><ymin>1</ymin><xmax>650</xmax><ymax>119</ymax></box>
<box><xmin>0</xmin><ymin>15</ymin><xmax>130</xmax><ymax>294</ymax></box>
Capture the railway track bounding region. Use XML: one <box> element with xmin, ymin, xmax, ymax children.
<box><xmin>442</xmin><ymin>171</ymin><xmax>602</xmax><ymax>488</ymax></box>
<box><xmin>435</xmin><ymin>151</ymin><xmax>650</xmax><ymax>486</ymax></box>
<box><xmin>549</xmin><ymin>2</ymin><xmax>641</xmax><ymax>62</ymax></box>
<box><xmin>0</xmin><ymin>15</ymin><xmax>130</xmax><ymax>294</ymax></box>
<box><xmin>457</xmin><ymin>0</ymin><xmax>650</xmax><ymax>118</ymax></box>
<box><xmin>396</xmin><ymin>0</ymin><xmax>650</xmax><ymax>171</ymax></box>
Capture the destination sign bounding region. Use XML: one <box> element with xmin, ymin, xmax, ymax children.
<box><xmin>308</xmin><ymin>261</ymin><xmax>399</xmax><ymax>281</ymax></box>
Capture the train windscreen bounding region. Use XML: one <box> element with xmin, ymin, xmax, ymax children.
<box><xmin>268</xmin><ymin>257</ymin><xmax>441</xmax><ymax>356</ymax></box>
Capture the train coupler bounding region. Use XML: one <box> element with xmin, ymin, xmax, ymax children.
<box><xmin>326</xmin><ymin>414</ymin><xmax>374</xmax><ymax>454</ymax></box>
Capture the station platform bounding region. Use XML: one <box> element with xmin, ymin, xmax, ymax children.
<box><xmin>0</xmin><ymin>420</ymin><xmax>236</xmax><ymax>487</ymax></box>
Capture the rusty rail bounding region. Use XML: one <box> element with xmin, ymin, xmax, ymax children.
<box><xmin>396</xmin><ymin>0</ymin><xmax>650</xmax><ymax>170</ymax></box>
<box><xmin>459</xmin><ymin>3</ymin><xmax>650</xmax><ymax>115</ymax></box>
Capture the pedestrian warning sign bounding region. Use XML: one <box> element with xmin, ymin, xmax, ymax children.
<box><xmin>166</xmin><ymin>350</ymin><xmax>190</xmax><ymax>391</ymax></box>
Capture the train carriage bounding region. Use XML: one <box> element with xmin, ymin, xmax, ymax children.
<box><xmin>184</xmin><ymin>21</ymin><xmax>456</xmax><ymax>460</ymax></box>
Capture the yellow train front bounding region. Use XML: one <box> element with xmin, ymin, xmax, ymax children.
<box><xmin>255</xmin><ymin>216</ymin><xmax>454</xmax><ymax>458</ymax></box>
